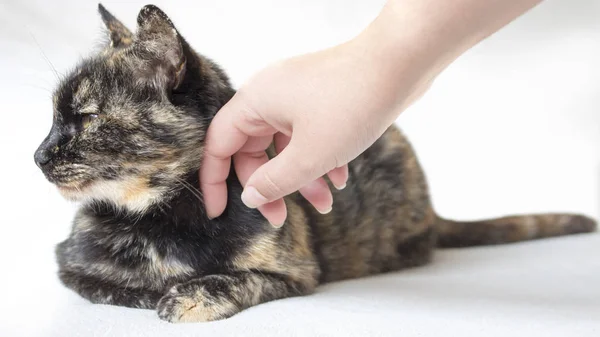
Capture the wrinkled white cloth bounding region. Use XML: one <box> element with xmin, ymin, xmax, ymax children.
<box><xmin>7</xmin><ymin>234</ymin><xmax>600</xmax><ymax>337</ymax></box>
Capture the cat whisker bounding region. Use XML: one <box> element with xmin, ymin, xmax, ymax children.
<box><xmin>27</xmin><ymin>29</ymin><xmax>60</xmax><ymax>81</ymax></box>
<box><xmin>173</xmin><ymin>177</ymin><xmax>204</xmax><ymax>205</ymax></box>
<box><xmin>132</xmin><ymin>211</ymin><xmax>145</xmax><ymax>226</ymax></box>
<box><xmin>155</xmin><ymin>202</ymin><xmax>167</xmax><ymax>216</ymax></box>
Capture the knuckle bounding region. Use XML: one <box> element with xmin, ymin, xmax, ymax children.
<box><xmin>294</xmin><ymin>158</ymin><xmax>319</xmax><ymax>179</ymax></box>
<box><xmin>319</xmin><ymin>157</ymin><xmax>339</xmax><ymax>175</ymax></box>
<box><xmin>245</xmin><ymin>151</ymin><xmax>267</xmax><ymax>159</ymax></box>
<box><xmin>259</xmin><ymin>170</ymin><xmax>285</xmax><ymax>199</ymax></box>
<box><xmin>237</xmin><ymin>106</ymin><xmax>262</xmax><ymax>125</ymax></box>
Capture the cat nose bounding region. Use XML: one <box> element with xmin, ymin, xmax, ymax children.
<box><xmin>35</xmin><ymin>124</ymin><xmax>67</xmax><ymax>169</ymax></box>
<box><xmin>34</xmin><ymin>148</ymin><xmax>53</xmax><ymax>168</ymax></box>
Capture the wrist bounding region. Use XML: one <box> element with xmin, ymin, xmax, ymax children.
<box><xmin>341</xmin><ymin>1</ymin><xmax>445</xmax><ymax>118</ymax></box>
<box><xmin>355</xmin><ymin>0</ymin><xmax>451</xmax><ymax>86</ymax></box>
<box><xmin>351</xmin><ymin>0</ymin><xmax>543</xmax><ymax>100</ymax></box>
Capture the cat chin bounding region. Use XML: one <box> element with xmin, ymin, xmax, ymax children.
<box><xmin>56</xmin><ymin>181</ymin><xmax>93</xmax><ymax>200</ymax></box>
<box><xmin>57</xmin><ymin>176</ymin><xmax>166</xmax><ymax>214</ymax></box>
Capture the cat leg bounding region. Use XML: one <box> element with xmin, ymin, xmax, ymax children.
<box><xmin>58</xmin><ymin>269</ymin><xmax>163</xmax><ymax>309</ymax></box>
<box><xmin>157</xmin><ymin>271</ymin><xmax>315</xmax><ymax>323</ymax></box>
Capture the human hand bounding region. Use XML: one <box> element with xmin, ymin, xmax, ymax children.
<box><xmin>200</xmin><ymin>0</ymin><xmax>541</xmax><ymax>226</ymax></box>
<box><xmin>200</xmin><ymin>27</ymin><xmax>430</xmax><ymax>226</ymax></box>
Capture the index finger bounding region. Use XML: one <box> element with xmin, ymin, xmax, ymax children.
<box><xmin>200</xmin><ymin>98</ymin><xmax>250</xmax><ymax>219</ymax></box>
<box><xmin>200</xmin><ymin>94</ymin><xmax>277</xmax><ymax>218</ymax></box>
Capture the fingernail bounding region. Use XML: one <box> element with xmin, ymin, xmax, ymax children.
<box><xmin>241</xmin><ymin>186</ymin><xmax>268</xmax><ymax>209</ymax></box>
<box><xmin>270</xmin><ymin>221</ymin><xmax>284</xmax><ymax>228</ymax></box>
<box><xmin>317</xmin><ymin>206</ymin><xmax>332</xmax><ymax>215</ymax></box>
<box><xmin>334</xmin><ymin>183</ymin><xmax>346</xmax><ymax>190</ymax></box>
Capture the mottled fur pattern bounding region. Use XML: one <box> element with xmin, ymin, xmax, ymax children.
<box><xmin>34</xmin><ymin>4</ymin><xmax>597</xmax><ymax>323</ymax></box>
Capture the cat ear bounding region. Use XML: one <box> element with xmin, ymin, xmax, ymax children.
<box><xmin>133</xmin><ymin>5</ymin><xmax>186</xmax><ymax>91</ymax></box>
<box><xmin>98</xmin><ymin>4</ymin><xmax>133</xmax><ymax>48</ymax></box>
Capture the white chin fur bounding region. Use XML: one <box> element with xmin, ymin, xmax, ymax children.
<box><xmin>58</xmin><ymin>177</ymin><xmax>165</xmax><ymax>213</ymax></box>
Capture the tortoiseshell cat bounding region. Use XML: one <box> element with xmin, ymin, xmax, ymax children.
<box><xmin>34</xmin><ymin>4</ymin><xmax>596</xmax><ymax>323</ymax></box>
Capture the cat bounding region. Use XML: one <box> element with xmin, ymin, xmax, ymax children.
<box><xmin>33</xmin><ymin>4</ymin><xmax>597</xmax><ymax>323</ymax></box>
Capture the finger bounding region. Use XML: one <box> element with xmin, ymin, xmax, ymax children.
<box><xmin>278</xmin><ymin>132</ymin><xmax>336</xmax><ymax>213</ymax></box>
<box><xmin>257</xmin><ymin>198</ymin><xmax>287</xmax><ymax>228</ymax></box>
<box><xmin>200</xmin><ymin>152</ymin><xmax>231</xmax><ymax>219</ymax></box>
<box><xmin>233</xmin><ymin>149</ymin><xmax>269</xmax><ymax>188</ymax></box>
<box><xmin>239</xmin><ymin>135</ymin><xmax>274</xmax><ymax>153</ymax></box>
<box><xmin>200</xmin><ymin>94</ymin><xmax>274</xmax><ymax>219</ymax></box>
<box><xmin>234</xmin><ymin>135</ymin><xmax>273</xmax><ymax>187</ymax></box>
<box><xmin>273</xmin><ymin>132</ymin><xmax>291</xmax><ymax>154</ymax></box>
<box><xmin>327</xmin><ymin>165</ymin><xmax>349</xmax><ymax>190</ymax></box>
<box><xmin>298</xmin><ymin>178</ymin><xmax>334</xmax><ymax>214</ymax></box>
<box><xmin>235</xmin><ymin>135</ymin><xmax>289</xmax><ymax>226</ymax></box>
<box><xmin>241</xmin><ymin>138</ymin><xmax>333</xmax><ymax>209</ymax></box>
<box><xmin>234</xmin><ymin>143</ymin><xmax>288</xmax><ymax>228</ymax></box>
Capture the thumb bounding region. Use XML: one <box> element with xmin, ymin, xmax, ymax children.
<box><xmin>240</xmin><ymin>138</ymin><xmax>333</xmax><ymax>209</ymax></box>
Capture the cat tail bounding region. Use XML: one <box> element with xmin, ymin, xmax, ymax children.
<box><xmin>435</xmin><ymin>213</ymin><xmax>597</xmax><ymax>248</ymax></box>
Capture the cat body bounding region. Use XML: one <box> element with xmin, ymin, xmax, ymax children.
<box><xmin>34</xmin><ymin>4</ymin><xmax>596</xmax><ymax>323</ymax></box>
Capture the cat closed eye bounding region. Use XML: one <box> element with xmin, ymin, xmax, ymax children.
<box><xmin>81</xmin><ymin>114</ymin><xmax>99</xmax><ymax>129</ymax></box>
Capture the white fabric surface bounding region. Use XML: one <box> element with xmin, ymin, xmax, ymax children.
<box><xmin>1</xmin><ymin>0</ymin><xmax>598</xmax><ymax>336</ymax></box>
<box><xmin>6</xmin><ymin>235</ymin><xmax>600</xmax><ymax>337</ymax></box>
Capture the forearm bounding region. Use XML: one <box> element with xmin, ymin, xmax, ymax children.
<box><xmin>351</xmin><ymin>0</ymin><xmax>544</xmax><ymax>108</ymax></box>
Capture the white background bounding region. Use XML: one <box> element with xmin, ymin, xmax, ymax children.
<box><xmin>0</xmin><ymin>0</ymin><xmax>599</xmax><ymax>336</ymax></box>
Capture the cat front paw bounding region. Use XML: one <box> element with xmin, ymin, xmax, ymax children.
<box><xmin>157</xmin><ymin>276</ymin><xmax>241</xmax><ymax>323</ymax></box>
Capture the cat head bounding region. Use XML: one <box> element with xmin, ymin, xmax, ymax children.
<box><xmin>34</xmin><ymin>4</ymin><xmax>232</xmax><ymax>213</ymax></box>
